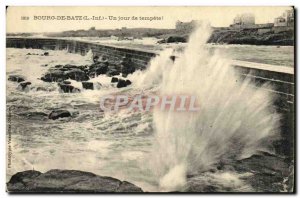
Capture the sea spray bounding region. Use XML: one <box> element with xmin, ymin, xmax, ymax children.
<box><xmin>134</xmin><ymin>24</ymin><xmax>280</xmax><ymax>191</ymax></box>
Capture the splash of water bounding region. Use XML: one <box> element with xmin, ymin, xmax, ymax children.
<box><xmin>137</xmin><ymin>24</ymin><xmax>280</xmax><ymax>191</ymax></box>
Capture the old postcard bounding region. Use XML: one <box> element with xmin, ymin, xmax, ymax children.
<box><xmin>6</xmin><ymin>6</ymin><xmax>295</xmax><ymax>193</ymax></box>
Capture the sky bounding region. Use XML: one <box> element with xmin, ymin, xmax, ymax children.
<box><xmin>6</xmin><ymin>6</ymin><xmax>292</xmax><ymax>33</ymax></box>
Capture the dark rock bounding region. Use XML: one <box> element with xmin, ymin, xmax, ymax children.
<box><xmin>58</xmin><ymin>83</ymin><xmax>80</xmax><ymax>93</ymax></box>
<box><xmin>93</xmin><ymin>55</ymin><xmax>99</xmax><ymax>63</ymax></box>
<box><xmin>170</xmin><ymin>55</ymin><xmax>176</xmax><ymax>62</ymax></box>
<box><xmin>116</xmin><ymin>79</ymin><xmax>131</xmax><ymax>87</ymax></box>
<box><xmin>63</xmin><ymin>80</ymin><xmax>71</xmax><ymax>85</ymax></box>
<box><xmin>167</xmin><ymin>36</ymin><xmax>187</xmax><ymax>43</ymax></box>
<box><xmin>207</xmin><ymin>28</ymin><xmax>294</xmax><ymax>46</ymax></box>
<box><xmin>78</xmin><ymin>65</ymin><xmax>88</xmax><ymax>71</ymax></box>
<box><xmin>19</xmin><ymin>81</ymin><xmax>31</xmax><ymax>90</ymax></box>
<box><xmin>58</xmin><ymin>68</ymin><xmax>69</xmax><ymax>72</ymax></box>
<box><xmin>120</xmin><ymin>57</ymin><xmax>135</xmax><ymax>77</ymax></box>
<box><xmin>88</xmin><ymin>62</ymin><xmax>109</xmax><ymax>76</ymax></box>
<box><xmin>8</xmin><ymin>75</ymin><xmax>25</xmax><ymax>82</ymax></box>
<box><xmin>158</xmin><ymin>36</ymin><xmax>187</xmax><ymax>44</ymax></box>
<box><xmin>82</xmin><ymin>82</ymin><xmax>94</xmax><ymax>90</ymax></box>
<box><xmin>65</xmin><ymin>69</ymin><xmax>89</xmax><ymax>81</ymax></box>
<box><xmin>185</xmin><ymin>152</ymin><xmax>294</xmax><ymax>192</ymax></box>
<box><xmin>62</xmin><ymin>64</ymin><xmax>79</xmax><ymax>70</ymax></box>
<box><xmin>7</xmin><ymin>169</ymin><xmax>143</xmax><ymax>193</ymax></box>
<box><xmin>48</xmin><ymin>110</ymin><xmax>71</xmax><ymax>120</ymax></box>
<box><xmin>116</xmin><ymin>79</ymin><xmax>128</xmax><ymax>88</ymax></box>
<box><xmin>111</xmin><ymin>77</ymin><xmax>119</xmax><ymax>83</ymax></box>
<box><xmin>42</xmin><ymin>65</ymin><xmax>89</xmax><ymax>82</ymax></box>
<box><xmin>41</xmin><ymin>70</ymin><xmax>66</xmax><ymax>82</ymax></box>
<box><xmin>44</xmin><ymin>52</ymin><xmax>49</xmax><ymax>56</ymax></box>
<box><xmin>125</xmin><ymin>80</ymin><xmax>132</xmax><ymax>85</ymax></box>
<box><xmin>107</xmin><ymin>69</ymin><xmax>120</xmax><ymax>77</ymax></box>
<box><xmin>115</xmin><ymin>79</ymin><xmax>131</xmax><ymax>88</ymax></box>
<box><xmin>9</xmin><ymin>170</ymin><xmax>42</xmax><ymax>184</ymax></box>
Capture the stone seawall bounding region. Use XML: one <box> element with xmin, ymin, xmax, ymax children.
<box><xmin>6</xmin><ymin>37</ymin><xmax>157</xmax><ymax>70</ymax></box>
<box><xmin>6</xmin><ymin>37</ymin><xmax>295</xmax><ymax>156</ymax></box>
<box><xmin>232</xmin><ymin>60</ymin><xmax>294</xmax><ymax>156</ymax></box>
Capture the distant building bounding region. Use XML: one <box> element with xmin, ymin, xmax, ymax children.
<box><xmin>274</xmin><ymin>9</ymin><xmax>294</xmax><ymax>27</ymax></box>
<box><xmin>231</xmin><ymin>13</ymin><xmax>255</xmax><ymax>28</ymax></box>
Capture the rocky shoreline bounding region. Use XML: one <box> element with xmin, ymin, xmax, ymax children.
<box><xmin>7</xmin><ymin>169</ymin><xmax>143</xmax><ymax>193</ymax></box>
<box><xmin>8</xmin><ymin>52</ymin><xmax>134</xmax><ymax>94</ymax></box>
<box><xmin>7</xmin><ymin>152</ymin><xmax>294</xmax><ymax>193</ymax></box>
<box><xmin>159</xmin><ymin>28</ymin><xmax>294</xmax><ymax>46</ymax></box>
<box><xmin>207</xmin><ymin>28</ymin><xmax>294</xmax><ymax>46</ymax></box>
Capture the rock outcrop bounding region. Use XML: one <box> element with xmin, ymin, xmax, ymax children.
<box><xmin>208</xmin><ymin>28</ymin><xmax>294</xmax><ymax>46</ymax></box>
<box><xmin>185</xmin><ymin>152</ymin><xmax>294</xmax><ymax>192</ymax></box>
<box><xmin>82</xmin><ymin>82</ymin><xmax>94</xmax><ymax>90</ymax></box>
<box><xmin>19</xmin><ymin>81</ymin><xmax>31</xmax><ymax>90</ymax></box>
<box><xmin>8</xmin><ymin>75</ymin><xmax>25</xmax><ymax>83</ymax></box>
<box><xmin>111</xmin><ymin>77</ymin><xmax>119</xmax><ymax>83</ymax></box>
<box><xmin>158</xmin><ymin>36</ymin><xmax>188</xmax><ymax>44</ymax></box>
<box><xmin>117</xmin><ymin>79</ymin><xmax>132</xmax><ymax>88</ymax></box>
<box><xmin>88</xmin><ymin>62</ymin><xmax>109</xmax><ymax>77</ymax></box>
<box><xmin>41</xmin><ymin>65</ymin><xmax>89</xmax><ymax>82</ymax></box>
<box><xmin>58</xmin><ymin>82</ymin><xmax>80</xmax><ymax>93</ymax></box>
<box><xmin>7</xmin><ymin>169</ymin><xmax>143</xmax><ymax>193</ymax></box>
<box><xmin>48</xmin><ymin>110</ymin><xmax>71</xmax><ymax>120</ymax></box>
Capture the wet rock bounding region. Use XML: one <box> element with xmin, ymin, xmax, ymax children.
<box><xmin>58</xmin><ymin>83</ymin><xmax>80</xmax><ymax>93</ymax></box>
<box><xmin>111</xmin><ymin>77</ymin><xmax>119</xmax><ymax>83</ymax></box>
<box><xmin>19</xmin><ymin>81</ymin><xmax>31</xmax><ymax>90</ymax></box>
<box><xmin>93</xmin><ymin>55</ymin><xmax>99</xmax><ymax>63</ymax></box>
<box><xmin>185</xmin><ymin>152</ymin><xmax>294</xmax><ymax>192</ymax></box>
<box><xmin>62</xmin><ymin>64</ymin><xmax>79</xmax><ymax>70</ymax></box>
<box><xmin>158</xmin><ymin>36</ymin><xmax>187</xmax><ymax>44</ymax></box>
<box><xmin>58</xmin><ymin>68</ymin><xmax>69</xmax><ymax>72</ymax></box>
<box><xmin>41</xmin><ymin>70</ymin><xmax>66</xmax><ymax>82</ymax></box>
<box><xmin>125</xmin><ymin>80</ymin><xmax>132</xmax><ymax>85</ymax></box>
<box><xmin>65</xmin><ymin>69</ymin><xmax>89</xmax><ymax>81</ymax></box>
<box><xmin>44</xmin><ymin>52</ymin><xmax>49</xmax><ymax>56</ymax></box>
<box><xmin>48</xmin><ymin>110</ymin><xmax>71</xmax><ymax>120</ymax></box>
<box><xmin>116</xmin><ymin>79</ymin><xmax>127</xmax><ymax>88</ymax></box>
<box><xmin>116</xmin><ymin>79</ymin><xmax>131</xmax><ymax>88</ymax></box>
<box><xmin>88</xmin><ymin>62</ymin><xmax>109</xmax><ymax>77</ymax></box>
<box><xmin>120</xmin><ymin>57</ymin><xmax>135</xmax><ymax>77</ymax></box>
<box><xmin>8</xmin><ymin>75</ymin><xmax>25</xmax><ymax>82</ymax></box>
<box><xmin>78</xmin><ymin>65</ymin><xmax>88</xmax><ymax>71</ymax></box>
<box><xmin>42</xmin><ymin>65</ymin><xmax>89</xmax><ymax>82</ymax></box>
<box><xmin>62</xmin><ymin>80</ymin><xmax>71</xmax><ymax>85</ymax></box>
<box><xmin>82</xmin><ymin>82</ymin><xmax>94</xmax><ymax>90</ymax></box>
<box><xmin>7</xmin><ymin>169</ymin><xmax>143</xmax><ymax>192</ymax></box>
<box><xmin>107</xmin><ymin>69</ymin><xmax>120</xmax><ymax>77</ymax></box>
<box><xmin>170</xmin><ymin>55</ymin><xmax>176</xmax><ymax>62</ymax></box>
<box><xmin>9</xmin><ymin>170</ymin><xmax>42</xmax><ymax>184</ymax></box>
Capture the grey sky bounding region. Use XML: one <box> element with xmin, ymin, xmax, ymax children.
<box><xmin>7</xmin><ymin>6</ymin><xmax>291</xmax><ymax>33</ymax></box>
